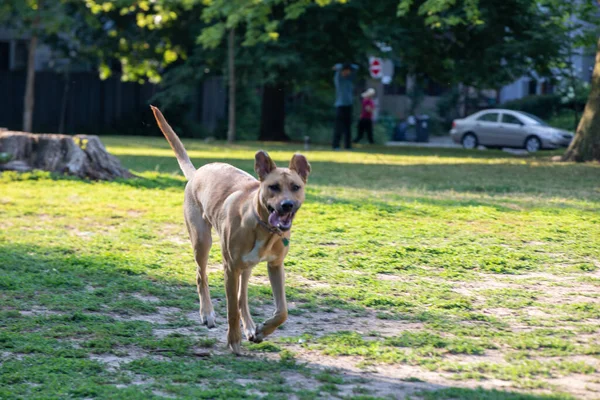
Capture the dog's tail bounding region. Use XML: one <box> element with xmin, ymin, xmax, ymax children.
<box><xmin>150</xmin><ymin>105</ymin><xmax>196</xmax><ymax>180</ymax></box>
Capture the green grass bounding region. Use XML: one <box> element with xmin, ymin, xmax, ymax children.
<box><xmin>1</xmin><ymin>137</ymin><xmax>599</xmax><ymax>399</ymax></box>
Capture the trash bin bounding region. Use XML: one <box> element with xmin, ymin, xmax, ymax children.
<box><xmin>416</xmin><ymin>114</ymin><xmax>430</xmax><ymax>142</ymax></box>
<box><xmin>405</xmin><ymin>115</ymin><xmax>417</xmax><ymax>141</ymax></box>
<box><xmin>393</xmin><ymin>121</ymin><xmax>408</xmax><ymax>141</ymax></box>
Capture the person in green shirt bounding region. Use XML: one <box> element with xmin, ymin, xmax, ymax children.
<box><xmin>332</xmin><ymin>62</ymin><xmax>358</xmax><ymax>150</ymax></box>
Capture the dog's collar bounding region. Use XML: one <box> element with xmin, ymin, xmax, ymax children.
<box><xmin>253</xmin><ymin>209</ymin><xmax>289</xmax><ymax>247</ymax></box>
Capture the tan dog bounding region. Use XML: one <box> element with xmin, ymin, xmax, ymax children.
<box><xmin>150</xmin><ymin>106</ymin><xmax>311</xmax><ymax>354</ymax></box>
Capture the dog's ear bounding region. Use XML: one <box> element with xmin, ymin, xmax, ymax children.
<box><xmin>289</xmin><ymin>153</ymin><xmax>311</xmax><ymax>183</ymax></box>
<box><xmin>255</xmin><ymin>150</ymin><xmax>277</xmax><ymax>181</ymax></box>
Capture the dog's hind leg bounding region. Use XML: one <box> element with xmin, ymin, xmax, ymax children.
<box><xmin>185</xmin><ymin>196</ymin><xmax>216</xmax><ymax>328</ymax></box>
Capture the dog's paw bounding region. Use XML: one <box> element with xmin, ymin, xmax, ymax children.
<box><xmin>228</xmin><ymin>341</ymin><xmax>242</xmax><ymax>355</ymax></box>
<box><xmin>244</xmin><ymin>326</ymin><xmax>256</xmax><ymax>342</ymax></box>
<box><xmin>200</xmin><ymin>311</ymin><xmax>216</xmax><ymax>328</ymax></box>
<box><xmin>248</xmin><ymin>324</ymin><xmax>265</xmax><ymax>343</ymax></box>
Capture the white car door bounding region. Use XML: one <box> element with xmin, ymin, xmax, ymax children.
<box><xmin>499</xmin><ymin>113</ymin><xmax>527</xmax><ymax>147</ymax></box>
<box><xmin>473</xmin><ymin>112</ymin><xmax>501</xmax><ymax>146</ymax></box>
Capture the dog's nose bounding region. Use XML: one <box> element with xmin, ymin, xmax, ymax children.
<box><xmin>280</xmin><ymin>200</ymin><xmax>294</xmax><ymax>213</ymax></box>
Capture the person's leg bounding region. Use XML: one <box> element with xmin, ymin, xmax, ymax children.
<box><xmin>332</xmin><ymin>107</ymin><xmax>342</xmax><ymax>149</ymax></box>
<box><xmin>354</xmin><ymin>119</ymin><xmax>365</xmax><ymax>143</ymax></box>
<box><xmin>343</xmin><ymin>106</ymin><xmax>352</xmax><ymax>149</ymax></box>
<box><xmin>367</xmin><ymin>119</ymin><xmax>374</xmax><ymax>144</ymax></box>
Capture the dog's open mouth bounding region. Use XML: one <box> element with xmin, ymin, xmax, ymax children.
<box><xmin>267</xmin><ymin>206</ymin><xmax>295</xmax><ymax>231</ymax></box>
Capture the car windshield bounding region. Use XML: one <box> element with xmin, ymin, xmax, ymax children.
<box><xmin>519</xmin><ymin>112</ymin><xmax>549</xmax><ymax>126</ymax></box>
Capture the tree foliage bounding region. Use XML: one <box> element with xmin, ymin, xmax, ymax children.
<box><xmin>0</xmin><ymin>0</ymin><xmax>74</xmax><ymax>36</ymax></box>
<box><xmin>197</xmin><ymin>0</ymin><xmax>348</xmax><ymax>49</ymax></box>
<box><xmin>2</xmin><ymin>0</ymin><xmax>598</xmax><ymax>146</ymax></box>
<box><xmin>69</xmin><ymin>0</ymin><xmax>587</xmax><ymax>93</ymax></box>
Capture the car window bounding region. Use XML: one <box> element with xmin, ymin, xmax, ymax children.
<box><xmin>476</xmin><ymin>113</ymin><xmax>499</xmax><ymax>122</ymax></box>
<box><xmin>520</xmin><ymin>111</ymin><xmax>548</xmax><ymax>126</ymax></box>
<box><xmin>501</xmin><ymin>114</ymin><xmax>523</xmax><ymax>125</ymax></box>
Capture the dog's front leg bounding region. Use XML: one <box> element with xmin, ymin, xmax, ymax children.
<box><xmin>225</xmin><ymin>266</ymin><xmax>242</xmax><ymax>354</ymax></box>
<box><xmin>252</xmin><ymin>262</ymin><xmax>288</xmax><ymax>343</ymax></box>
<box><xmin>239</xmin><ymin>268</ymin><xmax>257</xmax><ymax>341</ymax></box>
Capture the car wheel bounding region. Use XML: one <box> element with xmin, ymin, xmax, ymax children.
<box><xmin>461</xmin><ymin>133</ymin><xmax>478</xmax><ymax>149</ymax></box>
<box><xmin>524</xmin><ymin>136</ymin><xmax>541</xmax><ymax>153</ymax></box>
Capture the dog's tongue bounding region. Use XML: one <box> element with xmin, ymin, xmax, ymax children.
<box><xmin>280</xmin><ymin>212</ymin><xmax>293</xmax><ymax>226</ymax></box>
<box><xmin>268</xmin><ymin>211</ymin><xmax>281</xmax><ymax>227</ymax></box>
<box><xmin>268</xmin><ymin>211</ymin><xmax>293</xmax><ymax>229</ymax></box>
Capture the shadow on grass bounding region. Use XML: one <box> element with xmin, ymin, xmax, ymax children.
<box><xmin>109</xmin><ymin>154</ymin><xmax>600</xmax><ymax>201</ymax></box>
<box><xmin>3</xmin><ymin>141</ymin><xmax>598</xmax><ymax>200</ymax></box>
<box><xmin>304</xmin><ymin>192</ymin><xmax>525</xmax><ymax>215</ymax></box>
<box><xmin>104</xmin><ymin>135</ymin><xmax>565</xmax><ymax>161</ymax></box>
<box><xmin>4</xmin><ymin>163</ymin><xmax>598</xmax><ymax>215</ymax></box>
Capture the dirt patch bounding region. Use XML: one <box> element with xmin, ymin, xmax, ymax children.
<box><xmin>173</xmin><ymin>279</ymin><xmax>600</xmax><ymax>399</ymax></box>
<box><xmin>50</xmin><ymin>272</ymin><xmax>595</xmax><ymax>399</ymax></box>
<box><xmin>481</xmin><ymin>307</ymin><xmax>515</xmax><ymax>318</ymax></box>
<box><xmin>89</xmin><ymin>346</ymin><xmax>157</xmax><ymax>371</ymax></box>
<box><xmin>288</xmin><ymin>275</ymin><xmax>333</xmax><ymax>290</ymax></box>
<box><xmin>284</xmin><ymin>356</ymin><xmax>446</xmax><ymax>399</ymax></box>
<box><xmin>153</xmin><ymin>326</ymin><xmax>202</xmax><ymax>339</ymax></box>
<box><xmin>180</xmin><ymin>306</ymin><xmax>472</xmax><ymax>399</ymax></box>
<box><xmin>166</xmin><ymin>236</ymin><xmax>189</xmax><ymax>246</ymax></box>
<box><xmin>132</xmin><ymin>293</ymin><xmax>161</xmax><ymax>303</ymax></box>
<box><xmin>17</xmin><ymin>306</ymin><xmax>187</xmax><ymax>327</ymax></box>
<box><xmin>73</xmin><ymin>229</ymin><xmax>95</xmax><ymax>239</ymax></box>
<box><xmin>85</xmin><ymin>306</ymin><xmax>183</xmax><ymax>325</ymax></box>
<box><xmin>115</xmin><ymin>375</ymin><xmax>156</xmax><ymax>389</ymax></box>
<box><xmin>553</xmin><ymin>375</ymin><xmax>600</xmax><ymax>400</ymax></box>
<box><xmin>377</xmin><ymin>273</ymin><xmax>406</xmax><ymax>282</ymax></box>
<box><xmin>1</xmin><ymin>351</ymin><xmax>25</xmax><ymax>361</ymax></box>
<box><xmin>19</xmin><ymin>306</ymin><xmax>63</xmax><ymax>317</ymax></box>
<box><xmin>151</xmin><ymin>389</ymin><xmax>177</xmax><ymax>398</ymax></box>
<box><xmin>113</xmin><ymin>307</ymin><xmax>181</xmax><ymax>324</ymax></box>
<box><xmin>288</xmin><ymin>308</ymin><xmax>422</xmax><ymax>339</ymax></box>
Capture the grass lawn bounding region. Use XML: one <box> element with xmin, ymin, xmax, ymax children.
<box><xmin>1</xmin><ymin>136</ymin><xmax>599</xmax><ymax>400</ymax></box>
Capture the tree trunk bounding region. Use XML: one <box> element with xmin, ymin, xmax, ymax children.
<box><xmin>227</xmin><ymin>28</ymin><xmax>236</xmax><ymax>143</ymax></box>
<box><xmin>22</xmin><ymin>0</ymin><xmax>43</xmax><ymax>133</ymax></box>
<box><xmin>0</xmin><ymin>131</ymin><xmax>133</xmax><ymax>180</ymax></box>
<box><xmin>562</xmin><ymin>37</ymin><xmax>600</xmax><ymax>162</ymax></box>
<box><xmin>259</xmin><ymin>83</ymin><xmax>289</xmax><ymax>141</ymax></box>
<box><xmin>23</xmin><ymin>35</ymin><xmax>38</xmax><ymax>132</ymax></box>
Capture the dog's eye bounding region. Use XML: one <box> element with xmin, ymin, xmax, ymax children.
<box><xmin>291</xmin><ymin>184</ymin><xmax>301</xmax><ymax>192</ymax></box>
<box><xmin>269</xmin><ymin>184</ymin><xmax>281</xmax><ymax>192</ymax></box>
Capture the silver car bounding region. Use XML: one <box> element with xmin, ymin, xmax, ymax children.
<box><xmin>450</xmin><ymin>109</ymin><xmax>574</xmax><ymax>152</ymax></box>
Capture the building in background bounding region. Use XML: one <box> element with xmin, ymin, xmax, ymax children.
<box><xmin>0</xmin><ymin>28</ymin><xmax>52</xmax><ymax>72</ymax></box>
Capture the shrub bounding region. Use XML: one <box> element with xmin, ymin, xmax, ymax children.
<box><xmin>546</xmin><ymin>109</ymin><xmax>580</xmax><ymax>131</ymax></box>
<box><xmin>502</xmin><ymin>95</ymin><xmax>562</xmax><ymax>120</ymax></box>
<box><xmin>502</xmin><ymin>88</ymin><xmax>588</xmax><ymax>121</ymax></box>
<box><xmin>436</xmin><ymin>88</ymin><xmax>460</xmax><ymax>126</ymax></box>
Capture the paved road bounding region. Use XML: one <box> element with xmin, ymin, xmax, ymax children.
<box><xmin>386</xmin><ymin>135</ymin><xmax>529</xmax><ymax>155</ymax></box>
<box><xmin>386</xmin><ymin>135</ymin><xmax>458</xmax><ymax>148</ymax></box>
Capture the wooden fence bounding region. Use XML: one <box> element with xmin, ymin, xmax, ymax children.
<box><xmin>0</xmin><ymin>71</ymin><xmax>226</xmax><ymax>137</ymax></box>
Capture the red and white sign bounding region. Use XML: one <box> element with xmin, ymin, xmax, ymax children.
<box><xmin>369</xmin><ymin>57</ymin><xmax>383</xmax><ymax>79</ymax></box>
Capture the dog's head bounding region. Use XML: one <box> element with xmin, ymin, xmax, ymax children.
<box><xmin>255</xmin><ymin>150</ymin><xmax>311</xmax><ymax>231</ymax></box>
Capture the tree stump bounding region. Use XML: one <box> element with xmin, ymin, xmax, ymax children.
<box><xmin>0</xmin><ymin>131</ymin><xmax>134</xmax><ymax>180</ymax></box>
